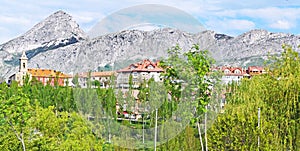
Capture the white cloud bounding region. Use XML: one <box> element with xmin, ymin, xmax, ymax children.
<box><xmin>0</xmin><ymin>0</ymin><xmax>300</xmax><ymax>44</ymax></box>
<box><xmin>0</xmin><ymin>15</ymin><xmax>31</xmax><ymax>25</ymax></box>
<box><xmin>71</xmin><ymin>11</ymin><xmax>105</xmax><ymax>31</ymax></box>
<box><xmin>270</xmin><ymin>20</ymin><xmax>294</xmax><ymax>29</ymax></box>
<box><xmin>0</xmin><ymin>15</ymin><xmax>38</xmax><ymax>43</ymax></box>
<box><xmin>206</xmin><ymin>19</ymin><xmax>255</xmax><ymax>36</ymax></box>
<box><xmin>205</xmin><ymin>7</ymin><xmax>300</xmax><ymax>31</ymax></box>
<box><xmin>229</xmin><ymin>20</ymin><xmax>255</xmax><ymax>31</ymax></box>
<box><xmin>240</xmin><ymin>7</ymin><xmax>300</xmax><ymax>21</ymax></box>
<box><xmin>239</xmin><ymin>7</ymin><xmax>300</xmax><ymax>30</ymax></box>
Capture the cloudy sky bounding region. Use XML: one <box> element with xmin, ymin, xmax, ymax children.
<box><xmin>0</xmin><ymin>0</ymin><xmax>299</xmax><ymax>44</ymax></box>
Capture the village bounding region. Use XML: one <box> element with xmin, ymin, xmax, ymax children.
<box><xmin>7</xmin><ymin>51</ymin><xmax>266</xmax><ymax>121</ymax></box>
<box><xmin>8</xmin><ymin>51</ymin><xmax>266</xmax><ymax>87</ymax></box>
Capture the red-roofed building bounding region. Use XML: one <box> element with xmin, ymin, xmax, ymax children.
<box><xmin>211</xmin><ymin>66</ymin><xmax>249</xmax><ymax>84</ymax></box>
<box><xmin>8</xmin><ymin>51</ymin><xmax>72</xmax><ymax>86</ymax></box>
<box><xmin>221</xmin><ymin>66</ymin><xmax>249</xmax><ymax>84</ymax></box>
<box><xmin>212</xmin><ymin>65</ymin><xmax>265</xmax><ymax>84</ymax></box>
<box><xmin>116</xmin><ymin>59</ymin><xmax>164</xmax><ymax>88</ymax></box>
<box><xmin>247</xmin><ymin>66</ymin><xmax>266</xmax><ymax>76</ymax></box>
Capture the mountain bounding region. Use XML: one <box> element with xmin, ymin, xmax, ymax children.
<box><xmin>1</xmin><ymin>10</ymin><xmax>300</xmax><ymax>79</ymax></box>
<box><xmin>0</xmin><ymin>10</ymin><xmax>87</xmax><ymax>78</ymax></box>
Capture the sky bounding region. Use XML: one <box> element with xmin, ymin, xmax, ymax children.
<box><xmin>0</xmin><ymin>0</ymin><xmax>300</xmax><ymax>44</ymax></box>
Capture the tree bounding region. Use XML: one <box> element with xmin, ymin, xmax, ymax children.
<box><xmin>160</xmin><ymin>44</ymin><xmax>215</xmax><ymax>150</ymax></box>
<box><xmin>72</xmin><ymin>73</ymin><xmax>79</xmax><ymax>87</ymax></box>
<box><xmin>207</xmin><ymin>45</ymin><xmax>300</xmax><ymax>150</ymax></box>
<box><xmin>0</xmin><ymin>91</ymin><xmax>32</xmax><ymax>151</ymax></box>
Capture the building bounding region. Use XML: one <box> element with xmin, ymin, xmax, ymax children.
<box><xmin>76</xmin><ymin>71</ymin><xmax>116</xmax><ymax>88</ymax></box>
<box><xmin>116</xmin><ymin>59</ymin><xmax>164</xmax><ymax>88</ymax></box>
<box><xmin>8</xmin><ymin>51</ymin><xmax>72</xmax><ymax>86</ymax></box>
<box><xmin>219</xmin><ymin>66</ymin><xmax>249</xmax><ymax>84</ymax></box>
<box><xmin>247</xmin><ymin>66</ymin><xmax>266</xmax><ymax>76</ymax></box>
<box><xmin>27</xmin><ymin>68</ymin><xmax>72</xmax><ymax>86</ymax></box>
<box><xmin>212</xmin><ymin>66</ymin><xmax>265</xmax><ymax>85</ymax></box>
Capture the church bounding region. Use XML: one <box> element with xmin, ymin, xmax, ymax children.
<box><xmin>8</xmin><ymin>51</ymin><xmax>72</xmax><ymax>86</ymax></box>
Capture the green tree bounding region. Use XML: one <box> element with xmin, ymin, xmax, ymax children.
<box><xmin>207</xmin><ymin>45</ymin><xmax>300</xmax><ymax>150</ymax></box>
<box><xmin>0</xmin><ymin>91</ymin><xmax>32</xmax><ymax>151</ymax></box>
<box><xmin>72</xmin><ymin>73</ymin><xmax>79</xmax><ymax>87</ymax></box>
<box><xmin>160</xmin><ymin>44</ymin><xmax>215</xmax><ymax>151</ymax></box>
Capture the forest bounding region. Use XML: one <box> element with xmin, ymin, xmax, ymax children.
<box><xmin>0</xmin><ymin>44</ymin><xmax>299</xmax><ymax>150</ymax></box>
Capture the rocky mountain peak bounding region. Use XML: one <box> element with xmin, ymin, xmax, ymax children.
<box><xmin>0</xmin><ymin>10</ymin><xmax>87</xmax><ymax>54</ymax></box>
<box><xmin>1</xmin><ymin>10</ymin><xmax>300</xmax><ymax>80</ymax></box>
<box><xmin>52</xmin><ymin>10</ymin><xmax>69</xmax><ymax>16</ymax></box>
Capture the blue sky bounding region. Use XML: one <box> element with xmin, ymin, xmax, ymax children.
<box><xmin>0</xmin><ymin>0</ymin><xmax>300</xmax><ymax>44</ymax></box>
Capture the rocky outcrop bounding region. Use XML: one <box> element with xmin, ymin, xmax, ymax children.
<box><xmin>0</xmin><ymin>10</ymin><xmax>87</xmax><ymax>78</ymax></box>
<box><xmin>1</xmin><ymin>11</ymin><xmax>299</xmax><ymax>79</ymax></box>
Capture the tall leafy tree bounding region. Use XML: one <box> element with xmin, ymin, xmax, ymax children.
<box><xmin>0</xmin><ymin>90</ymin><xmax>32</xmax><ymax>151</ymax></box>
<box><xmin>160</xmin><ymin>44</ymin><xmax>215</xmax><ymax>150</ymax></box>
<box><xmin>207</xmin><ymin>45</ymin><xmax>300</xmax><ymax>150</ymax></box>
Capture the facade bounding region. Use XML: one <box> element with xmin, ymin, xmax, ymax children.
<box><xmin>116</xmin><ymin>59</ymin><xmax>164</xmax><ymax>88</ymax></box>
<box><xmin>247</xmin><ymin>66</ymin><xmax>266</xmax><ymax>76</ymax></box>
<box><xmin>213</xmin><ymin>66</ymin><xmax>265</xmax><ymax>85</ymax></box>
<box><xmin>76</xmin><ymin>71</ymin><xmax>116</xmax><ymax>88</ymax></box>
<box><xmin>27</xmin><ymin>69</ymin><xmax>72</xmax><ymax>86</ymax></box>
<box><xmin>8</xmin><ymin>51</ymin><xmax>72</xmax><ymax>86</ymax></box>
<box><xmin>219</xmin><ymin>66</ymin><xmax>249</xmax><ymax>84</ymax></box>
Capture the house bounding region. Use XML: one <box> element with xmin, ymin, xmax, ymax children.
<box><xmin>8</xmin><ymin>51</ymin><xmax>72</xmax><ymax>86</ymax></box>
<box><xmin>76</xmin><ymin>71</ymin><xmax>116</xmax><ymax>88</ymax></box>
<box><xmin>116</xmin><ymin>59</ymin><xmax>164</xmax><ymax>88</ymax></box>
<box><xmin>221</xmin><ymin>66</ymin><xmax>249</xmax><ymax>84</ymax></box>
<box><xmin>212</xmin><ymin>66</ymin><xmax>266</xmax><ymax>85</ymax></box>
<box><xmin>27</xmin><ymin>68</ymin><xmax>72</xmax><ymax>86</ymax></box>
<box><xmin>212</xmin><ymin>66</ymin><xmax>249</xmax><ymax>85</ymax></box>
<box><xmin>247</xmin><ymin>66</ymin><xmax>266</xmax><ymax>76</ymax></box>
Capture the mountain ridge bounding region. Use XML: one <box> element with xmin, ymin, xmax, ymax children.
<box><xmin>1</xmin><ymin>10</ymin><xmax>299</xmax><ymax>79</ymax></box>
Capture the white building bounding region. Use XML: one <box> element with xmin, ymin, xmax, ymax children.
<box><xmin>75</xmin><ymin>71</ymin><xmax>116</xmax><ymax>88</ymax></box>
<box><xmin>212</xmin><ymin>66</ymin><xmax>249</xmax><ymax>85</ymax></box>
<box><xmin>116</xmin><ymin>59</ymin><xmax>164</xmax><ymax>88</ymax></box>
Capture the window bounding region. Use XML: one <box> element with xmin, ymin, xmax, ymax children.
<box><xmin>132</xmin><ymin>72</ymin><xmax>138</xmax><ymax>77</ymax></box>
<box><xmin>147</xmin><ymin>65</ymin><xmax>154</xmax><ymax>69</ymax></box>
<box><xmin>234</xmin><ymin>69</ymin><xmax>241</xmax><ymax>74</ymax></box>
<box><xmin>23</xmin><ymin>63</ymin><xmax>26</xmax><ymax>68</ymax></box>
<box><xmin>224</xmin><ymin>69</ymin><xmax>230</xmax><ymax>74</ymax></box>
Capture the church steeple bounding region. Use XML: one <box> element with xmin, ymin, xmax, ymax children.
<box><xmin>19</xmin><ymin>51</ymin><xmax>28</xmax><ymax>73</ymax></box>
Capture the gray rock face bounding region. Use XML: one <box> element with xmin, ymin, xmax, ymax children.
<box><xmin>0</xmin><ymin>11</ymin><xmax>299</xmax><ymax>79</ymax></box>
<box><xmin>0</xmin><ymin>10</ymin><xmax>87</xmax><ymax>78</ymax></box>
<box><xmin>0</xmin><ymin>10</ymin><xmax>86</xmax><ymax>54</ymax></box>
<box><xmin>219</xmin><ymin>29</ymin><xmax>300</xmax><ymax>66</ymax></box>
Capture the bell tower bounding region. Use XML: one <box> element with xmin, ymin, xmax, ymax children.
<box><xmin>19</xmin><ymin>51</ymin><xmax>28</xmax><ymax>73</ymax></box>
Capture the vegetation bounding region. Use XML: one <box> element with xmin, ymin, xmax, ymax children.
<box><xmin>0</xmin><ymin>44</ymin><xmax>299</xmax><ymax>150</ymax></box>
<box><xmin>207</xmin><ymin>45</ymin><xmax>300</xmax><ymax>150</ymax></box>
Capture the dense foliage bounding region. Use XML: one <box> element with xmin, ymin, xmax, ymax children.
<box><xmin>0</xmin><ymin>81</ymin><xmax>103</xmax><ymax>150</ymax></box>
<box><xmin>207</xmin><ymin>45</ymin><xmax>300</xmax><ymax>150</ymax></box>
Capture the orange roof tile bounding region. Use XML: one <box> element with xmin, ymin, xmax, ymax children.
<box><xmin>248</xmin><ymin>66</ymin><xmax>264</xmax><ymax>71</ymax></box>
<box><xmin>28</xmin><ymin>68</ymin><xmax>71</xmax><ymax>78</ymax></box>
<box><xmin>117</xmin><ymin>59</ymin><xmax>164</xmax><ymax>73</ymax></box>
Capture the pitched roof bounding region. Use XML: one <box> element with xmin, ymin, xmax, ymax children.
<box><xmin>211</xmin><ymin>66</ymin><xmax>248</xmax><ymax>76</ymax></box>
<box><xmin>28</xmin><ymin>68</ymin><xmax>71</xmax><ymax>78</ymax></box>
<box><xmin>248</xmin><ymin>66</ymin><xmax>265</xmax><ymax>71</ymax></box>
<box><xmin>117</xmin><ymin>59</ymin><xmax>164</xmax><ymax>73</ymax></box>
<box><xmin>20</xmin><ymin>51</ymin><xmax>28</xmax><ymax>60</ymax></box>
